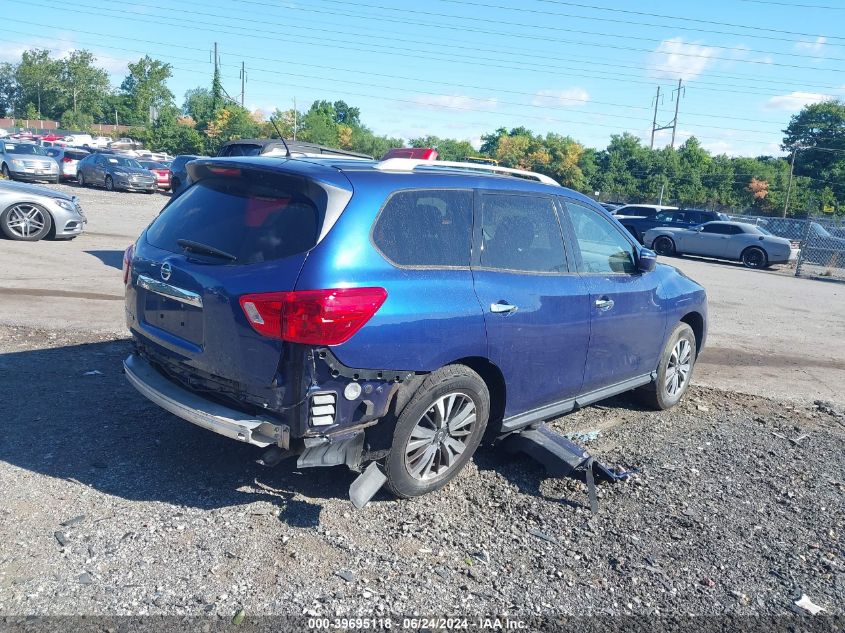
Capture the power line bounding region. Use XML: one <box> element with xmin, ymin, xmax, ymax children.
<box><xmin>18</xmin><ymin>2</ymin><xmax>845</xmax><ymax>102</ymax></box>
<box><xmin>238</xmin><ymin>0</ymin><xmax>845</xmax><ymax>67</ymax></box>
<box><xmin>1</xmin><ymin>28</ymin><xmax>825</xmax><ymax>141</ymax></box>
<box><xmin>532</xmin><ymin>0</ymin><xmax>845</xmax><ymax>38</ymax></box>
<box><xmin>736</xmin><ymin>0</ymin><xmax>845</xmax><ymax>9</ymax></box>
<box><xmin>418</xmin><ymin>0</ymin><xmax>845</xmax><ymax>44</ymax></box>
<box><xmin>2</xmin><ymin>24</ymin><xmax>837</xmax><ymax>142</ymax></box>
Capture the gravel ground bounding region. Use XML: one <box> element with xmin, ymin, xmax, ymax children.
<box><xmin>0</xmin><ymin>324</ymin><xmax>842</xmax><ymax>620</ymax></box>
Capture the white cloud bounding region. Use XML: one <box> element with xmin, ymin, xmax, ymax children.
<box><xmin>531</xmin><ymin>87</ymin><xmax>590</xmax><ymax>107</ymax></box>
<box><xmin>764</xmin><ymin>91</ymin><xmax>832</xmax><ymax>111</ymax></box>
<box><xmin>0</xmin><ymin>37</ymin><xmax>132</xmax><ymax>77</ymax></box>
<box><xmin>647</xmin><ymin>37</ymin><xmax>718</xmax><ymax>81</ymax></box>
<box><xmin>410</xmin><ymin>94</ymin><xmax>498</xmax><ymax>112</ymax></box>
<box><xmin>795</xmin><ymin>36</ymin><xmax>827</xmax><ymax>53</ymax></box>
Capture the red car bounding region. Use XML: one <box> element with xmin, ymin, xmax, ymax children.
<box><xmin>380</xmin><ymin>147</ymin><xmax>438</xmax><ymax>160</ymax></box>
<box><xmin>138</xmin><ymin>160</ymin><xmax>171</xmax><ymax>191</ymax></box>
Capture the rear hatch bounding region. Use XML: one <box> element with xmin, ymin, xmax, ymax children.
<box><xmin>126</xmin><ymin>159</ymin><xmax>353</xmax><ymax>395</ymax></box>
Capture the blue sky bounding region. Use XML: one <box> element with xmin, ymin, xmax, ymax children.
<box><xmin>2</xmin><ymin>0</ymin><xmax>844</xmax><ymax>156</ymax></box>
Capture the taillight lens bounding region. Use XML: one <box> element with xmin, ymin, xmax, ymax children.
<box><xmin>62</xmin><ymin>157</ymin><xmax>73</xmax><ymax>163</ymax></box>
<box><xmin>239</xmin><ymin>287</ymin><xmax>387</xmax><ymax>345</ymax></box>
<box><xmin>122</xmin><ymin>244</ymin><xmax>134</xmax><ymax>284</ymax></box>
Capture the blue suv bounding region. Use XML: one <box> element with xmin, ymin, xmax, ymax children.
<box><xmin>122</xmin><ymin>157</ymin><xmax>707</xmax><ymax>500</ymax></box>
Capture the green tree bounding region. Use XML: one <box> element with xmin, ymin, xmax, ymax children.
<box><xmin>409</xmin><ymin>135</ymin><xmax>475</xmax><ymax>161</ymax></box>
<box><xmin>120</xmin><ymin>56</ymin><xmax>174</xmax><ymax>125</ymax></box>
<box><xmin>14</xmin><ymin>49</ymin><xmax>61</xmax><ymax>119</ymax></box>
<box><xmin>0</xmin><ymin>62</ymin><xmax>17</xmax><ymax>117</ymax></box>
<box><xmin>299</xmin><ymin>100</ymin><xmax>339</xmax><ymax>146</ymax></box>
<box><xmin>183</xmin><ymin>87</ymin><xmax>215</xmax><ymax>127</ymax></box>
<box><xmin>59</xmin><ymin>50</ymin><xmax>109</xmax><ymax>118</ymax></box>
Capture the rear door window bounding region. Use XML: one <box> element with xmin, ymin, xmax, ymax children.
<box><xmin>372</xmin><ymin>189</ymin><xmax>473</xmax><ymax>267</ymax></box>
<box><xmin>479</xmin><ymin>193</ymin><xmax>567</xmax><ymax>273</ymax></box>
<box><xmin>146</xmin><ymin>173</ymin><xmax>322</xmax><ymax>264</ymax></box>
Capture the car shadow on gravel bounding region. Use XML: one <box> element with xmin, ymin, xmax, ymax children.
<box><xmin>0</xmin><ymin>338</ymin><xmax>357</xmax><ymax>526</ymax></box>
<box><xmin>84</xmin><ymin>250</ymin><xmax>124</xmax><ymax>270</ymax></box>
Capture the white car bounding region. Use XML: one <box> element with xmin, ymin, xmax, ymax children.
<box><xmin>0</xmin><ymin>128</ymin><xmax>8</xmax><ymax>139</ymax></box>
<box><xmin>644</xmin><ymin>221</ymin><xmax>795</xmax><ymax>269</ymax></box>
<box><xmin>62</xmin><ymin>134</ymin><xmax>95</xmax><ymax>147</ymax></box>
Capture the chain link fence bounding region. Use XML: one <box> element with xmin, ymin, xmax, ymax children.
<box><xmin>727</xmin><ymin>214</ymin><xmax>845</xmax><ymax>281</ymax></box>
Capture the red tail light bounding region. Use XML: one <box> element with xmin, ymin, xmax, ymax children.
<box><xmin>62</xmin><ymin>156</ymin><xmax>73</xmax><ymax>163</ymax></box>
<box><xmin>239</xmin><ymin>287</ymin><xmax>387</xmax><ymax>345</ymax></box>
<box><xmin>122</xmin><ymin>244</ymin><xmax>134</xmax><ymax>284</ymax></box>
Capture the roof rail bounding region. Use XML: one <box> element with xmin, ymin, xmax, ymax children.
<box><xmin>374</xmin><ymin>158</ymin><xmax>561</xmax><ymax>186</ymax></box>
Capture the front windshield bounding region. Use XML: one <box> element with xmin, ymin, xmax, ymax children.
<box><xmin>105</xmin><ymin>156</ymin><xmax>142</xmax><ymax>169</ymax></box>
<box><xmin>813</xmin><ymin>223</ymin><xmax>832</xmax><ymax>238</ymax></box>
<box><xmin>5</xmin><ymin>143</ymin><xmax>47</xmax><ymax>156</ymax></box>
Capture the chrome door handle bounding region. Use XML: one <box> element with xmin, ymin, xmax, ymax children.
<box><xmin>595</xmin><ymin>297</ymin><xmax>615</xmax><ymax>311</ymax></box>
<box><xmin>490</xmin><ymin>302</ymin><xmax>518</xmax><ymax>314</ymax></box>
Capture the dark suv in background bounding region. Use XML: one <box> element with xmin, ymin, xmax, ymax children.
<box><xmin>122</xmin><ymin>156</ymin><xmax>707</xmax><ymax>501</ymax></box>
<box><xmin>619</xmin><ymin>208</ymin><xmax>728</xmax><ymax>243</ymax></box>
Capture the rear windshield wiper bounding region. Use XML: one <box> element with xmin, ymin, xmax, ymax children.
<box><xmin>176</xmin><ymin>239</ymin><xmax>237</xmax><ymax>262</ymax></box>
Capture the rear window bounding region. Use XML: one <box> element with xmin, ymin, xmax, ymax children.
<box><xmin>146</xmin><ymin>173</ymin><xmax>322</xmax><ymax>264</ymax></box>
<box><xmin>221</xmin><ymin>144</ymin><xmax>263</xmax><ymax>157</ymax></box>
<box><xmin>372</xmin><ymin>189</ymin><xmax>473</xmax><ymax>267</ymax></box>
<box><xmin>66</xmin><ymin>150</ymin><xmax>89</xmax><ymax>160</ymax></box>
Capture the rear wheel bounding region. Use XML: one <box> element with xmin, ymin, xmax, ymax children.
<box><xmin>384</xmin><ymin>365</ymin><xmax>490</xmax><ymax>498</ymax></box>
<box><xmin>653</xmin><ymin>235</ymin><xmax>675</xmax><ymax>256</ymax></box>
<box><xmin>1</xmin><ymin>202</ymin><xmax>53</xmax><ymax>241</ymax></box>
<box><xmin>741</xmin><ymin>246</ymin><xmax>767</xmax><ymax>269</ymax></box>
<box><xmin>77</xmin><ymin>172</ymin><xmax>86</xmax><ymax>187</ymax></box>
<box><xmin>638</xmin><ymin>322</ymin><xmax>696</xmax><ymax>410</ymax></box>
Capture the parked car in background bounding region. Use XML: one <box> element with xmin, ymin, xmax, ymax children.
<box><xmin>44</xmin><ymin>146</ymin><xmax>90</xmax><ymax>181</ymax></box>
<box><xmin>122</xmin><ymin>156</ymin><xmax>707</xmax><ymax>501</ymax></box>
<box><xmin>76</xmin><ymin>153</ymin><xmax>157</xmax><ymax>193</ymax></box>
<box><xmin>62</xmin><ymin>134</ymin><xmax>95</xmax><ymax>148</ymax></box>
<box><xmin>217</xmin><ymin>138</ymin><xmax>371</xmax><ymax>159</ymax></box>
<box><xmin>381</xmin><ymin>147</ymin><xmax>438</xmax><ymax>160</ymax></box>
<box><xmin>138</xmin><ymin>160</ymin><xmax>171</xmax><ymax>190</ymax></box>
<box><xmin>169</xmin><ymin>154</ymin><xmax>205</xmax><ymax>196</ymax></box>
<box><xmin>599</xmin><ymin>202</ymin><xmax>623</xmax><ymax>214</ymax></box>
<box><xmin>0</xmin><ymin>128</ymin><xmax>8</xmax><ymax>138</ymax></box>
<box><xmin>0</xmin><ymin>140</ymin><xmax>60</xmax><ymax>183</ymax></box>
<box><xmin>0</xmin><ymin>179</ymin><xmax>86</xmax><ymax>241</ymax></box>
<box><xmin>644</xmin><ymin>221</ymin><xmax>795</xmax><ymax>268</ymax></box>
<box><xmin>91</xmin><ymin>136</ymin><xmax>111</xmax><ymax>148</ymax></box>
<box><xmin>613</xmin><ymin>204</ymin><xmax>676</xmax><ymax>218</ymax></box>
<box><xmin>620</xmin><ymin>208</ymin><xmax>727</xmax><ymax>243</ymax></box>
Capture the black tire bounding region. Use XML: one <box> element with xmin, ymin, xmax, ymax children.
<box><xmin>105</xmin><ymin>176</ymin><xmax>114</xmax><ymax>192</ymax></box>
<box><xmin>77</xmin><ymin>172</ymin><xmax>86</xmax><ymax>187</ymax></box>
<box><xmin>171</xmin><ymin>177</ymin><xmax>180</xmax><ymax>192</ymax></box>
<box><xmin>653</xmin><ymin>235</ymin><xmax>676</xmax><ymax>256</ymax></box>
<box><xmin>741</xmin><ymin>246</ymin><xmax>767</xmax><ymax>269</ymax></box>
<box><xmin>384</xmin><ymin>364</ymin><xmax>490</xmax><ymax>498</ymax></box>
<box><xmin>638</xmin><ymin>322</ymin><xmax>696</xmax><ymax>410</ymax></box>
<box><xmin>1</xmin><ymin>202</ymin><xmax>53</xmax><ymax>241</ymax></box>
<box><xmin>1</xmin><ymin>164</ymin><xmax>11</xmax><ymax>180</ymax></box>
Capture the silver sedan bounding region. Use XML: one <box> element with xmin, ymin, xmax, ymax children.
<box><xmin>644</xmin><ymin>221</ymin><xmax>795</xmax><ymax>269</ymax></box>
<box><xmin>0</xmin><ymin>180</ymin><xmax>87</xmax><ymax>241</ymax></box>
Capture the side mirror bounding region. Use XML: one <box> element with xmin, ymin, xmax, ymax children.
<box><xmin>638</xmin><ymin>248</ymin><xmax>657</xmax><ymax>273</ymax></box>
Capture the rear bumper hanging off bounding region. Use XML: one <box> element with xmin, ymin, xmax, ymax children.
<box><xmin>502</xmin><ymin>423</ymin><xmax>633</xmax><ymax>512</ymax></box>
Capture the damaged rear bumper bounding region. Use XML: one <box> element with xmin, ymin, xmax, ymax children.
<box><xmin>124</xmin><ymin>354</ymin><xmax>290</xmax><ymax>448</ymax></box>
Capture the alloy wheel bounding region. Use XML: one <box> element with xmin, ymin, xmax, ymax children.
<box><xmin>665</xmin><ymin>338</ymin><xmax>692</xmax><ymax>397</ymax></box>
<box><xmin>5</xmin><ymin>203</ymin><xmax>46</xmax><ymax>239</ymax></box>
<box><xmin>404</xmin><ymin>392</ymin><xmax>477</xmax><ymax>481</ymax></box>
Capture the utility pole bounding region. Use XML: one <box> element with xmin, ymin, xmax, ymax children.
<box><xmin>650</xmin><ymin>86</ymin><xmax>661</xmax><ymax>150</ymax></box>
<box><xmin>240</xmin><ymin>62</ymin><xmax>246</xmax><ymax>107</ymax></box>
<box><xmin>650</xmin><ymin>85</ymin><xmax>674</xmax><ymax>149</ymax></box>
<box><xmin>670</xmin><ymin>79</ymin><xmax>684</xmax><ymax>149</ymax></box>
<box><xmin>783</xmin><ymin>145</ymin><xmax>802</xmax><ymax>218</ymax></box>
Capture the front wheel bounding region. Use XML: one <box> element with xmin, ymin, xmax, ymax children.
<box><xmin>638</xmin><ymin>322</ymin><xmax>696</xmax><ymax>410</ymax></box>
<box><xmin>653</xmin><ymin>235</ymin><xmax>676</xmax><ymax>256</ymax></box>
<box><xmin>1</xmin><ymin>164</ymin><xmax>11</xmax><ymax>180</ymax></box>
<box><xmin>384</xmin><ymin>365</ymin><xmax>490</xmax><ymax>498</ymax></box>
<box><xmin>1</xmin><ymin>202</ymin><xmax>53</xmax><ymax>241</ymax></box>
<box><xmin>741</xmin><ymin>246</ymin><xmax>767</xmax><ymax>269</ymax></box>
<box><xmin>105</xmin><ymin>176</ymin><xmax>114</xmax><ymax>192</ymax></box>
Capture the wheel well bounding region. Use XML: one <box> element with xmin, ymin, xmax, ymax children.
<box><xmin>681</xmin><ymin>311</ymin><xmax>705</xmax><ymax>355</ymax></box>
<box><xmin>454</xmin><ymin>356</ymin><xmax>506</xmax><ymax>435</ymax></box>
<box><xmin>741</xmin><ymin>244</ymin><xmax>767</xmax><ymax>259</ymax></box>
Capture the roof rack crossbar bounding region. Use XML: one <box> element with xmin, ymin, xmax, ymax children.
<box><xmin>374</xmin><ymin>158</ymin><xmax>560</xmax><ymax>186</ymax></box>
